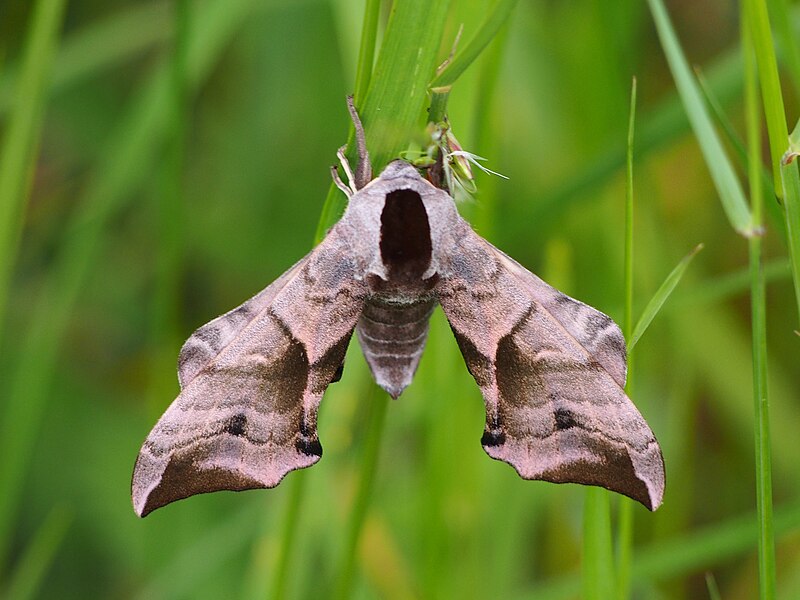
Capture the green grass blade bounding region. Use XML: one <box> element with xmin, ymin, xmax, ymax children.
<box><xmin>646</xmin><ymin>0</ymin><xmax>755</xmax><ymax>237</ymax></box>
<box><xmin>357</xmin><ymin>1</ymin><xmax>451</xmax><ymax>171</ymax></box>
<box><xmin>0</xmin><ymin>0</ymin><xmax>67</xmax><ymax>336</ymax></box>
<box><xmin>779</xmin><ymin>156</ymin><xmax>800</xmax><ymax>328</ymax></box>
<box><xmin>744</xmin><ymin>19</ymin><xmax>777</xmax><ymax>598</ymax></box>
<box><xmin>629</xmin><ymin>244</ymin><xmax>704</xmax><ymax>350</ymax></box>
<box><xmin>743</xmin><ymin>0</ymin><xmax>789</xmax><ymax>187</ymax></box>
<box><xmin>789</xmin><ymin>118</ymin><xmax>800</xmax><ymax>155</ymax></box>
<box><xmin>333</xmin><ymin>389</ymin><xmax>389</xmax><ymax>600</ymax></box>
<box><xmin>352</xmin><ymin>0</ymin><xmax>380</xmax><ymax>104</ymax></box>
<box><xmin>743</xmin><ymin>0</ymin><xmax>800</xmax><ymax>325</ymax></box>
<box><xmin>428</xmin><ymin>0</ymin><xmax>518</xmax><ymax>126</ymax></box>
<box><xmin>430</xmin><ymin>0</ymin><xmax>518</xmax><ymax>90</ymax></box>
<box><xmin>267</xmin><ymin>473</ymin><xmax>308</xmax><ymax>600</ymax></box>
<box><xmin>705</xmin><ymin>573</ymin><xmax>723</xmax><ymax>600</ymax></box>
<box><xmin>695</xmin><ymin>68</ymin><xmax>784</xmax><ymax>238</ymax></box>
<box><xmin>624</xmin><ymin>77</ymin><xmax>637</xmax><ymax>343</ymax></box>
<box><xmin>316</xmin><ymin>0</ymin><xmax>451</xmax><ymax>239</ymax></box>
<box><xmin>582</xmin><ymin>489</ymin><xmax>615</xmax><ymax>600</ymax></box>
<box><xmin>3</xmin><ymin>507</ymin><xmax>71</xmax><ymax>600</ymax></box>
<box><xmin>616</xmin><ymin>76</ymin><xmax>637</xmax><ymax>600</ymax></box>
<box><xmin>766</xmin><ymin>0</ymin><xmax>800</xmax><ymax>98</ymax></box>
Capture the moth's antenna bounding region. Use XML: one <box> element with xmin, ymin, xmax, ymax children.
<box><xmin>346</xmin><ymin>95</ymin><xmax>372</xmax><ymax>189</ymax></box>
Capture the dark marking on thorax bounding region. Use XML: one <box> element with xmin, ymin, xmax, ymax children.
<box><xmin>380</xmin><ymin>188</ymin><xmax>432</xmax><ymax>283</ymax></box>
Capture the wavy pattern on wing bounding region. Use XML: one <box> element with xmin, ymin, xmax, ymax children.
<box><xmin>131</xmin><ymin>227</ymin><xmax>367</xmax><ymax>517</ymax></box>
<box><xmin>437</xmin><ymin>227</ymin><xmax>664</xmax><ymax>510</ymax></box>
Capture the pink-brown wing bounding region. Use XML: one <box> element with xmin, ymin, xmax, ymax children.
<box><xmin>132</xmin><ymin>226</ymin><xmax>366</xmax><ymax>517</ymax></box>
<box><xmin>436</xmin><ymin>227</ymin><xmax>664</xmax><ymax>510</ymax></box>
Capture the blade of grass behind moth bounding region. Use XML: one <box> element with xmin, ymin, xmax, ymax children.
<box><xmin>2</xmin><ymin>506</ymin><xmax>71</xmax><ymax>600</ymax></box>
<box><xmin>744</xmin><ymin>19</ymin><xmax>776</xmax><ymax>600</ymax></box>
<box><xmin>705</xmin><ymin>573</ymin><xmax>723</xmax><ymax>600</ymax></box>
<box><xmin>582</xmin><ymin>488</ymin><xmax>615</xmax><ymax>600</ymax></box>
<box><xmin>0</xmin><ymin>0</ymin><xmax>67</xmax><ymax>342</ymax></box>
<box><xmin>695</xmin><ymin>68</ymin><xmax>786</xmax><ymax>241</ymax></box>
<box><xmin>0</xmin><ymin>1</ymin><xmax>171</xmax><ymax>117</ymax></box>
<box><xmin>315</xmin><ymin>0</ymin><xmax>450</xmax><ymax>239</ymax></box>
<box><xmin>742</xmin><ymin>0</ymin><xmax>790</xmax><ymax>189</ymax></box>
<box><xmin>646</xmin><ymin>0</ymin><xmax>755</xmax><ymax>237</ymax></box>
<box><xmin>0</xmin><ymin>0</ymin><xmax>260</xmax><ymax>573</ymax></box>
<box><xmin>765</xmin><ymin>0</ymin><xmax>800</xmax><ymax>98</ymax></box>
<box><xmin>628</xmin><ymin>244</ymin><xmax>704</xmax><ymax>351</ymax></box>
<box><xmin>313</xmin><ymin>0</ymin><xmax>381</xmax><ymax>244</ymax></box>
<box><xmin>780</xmin><ymin>156</ymin><xmax>800</xmax><ymax>328</ymax></box>
<box><xmin>428</xmin><ymin>0</ymin><xmax>519</xmax><ymax>122</ymax></box>
<box><xmin>430</xmin><ymin>0</ymin><xmax>518</xmax><ymax>91</ymax></box>
<box><xmin>743</xmin><ymin>0</ymin><xmax>800</xmax><ymax>324</ymax></box>
<box><xmin>616</xmin><ymin>76</ymin><xmax>637</xmax><ymax>600</ymax></box>
<box><xmin>333</xmin><ymin>387</ymin><xmax>389</xmax><ymax>600</ymax></box>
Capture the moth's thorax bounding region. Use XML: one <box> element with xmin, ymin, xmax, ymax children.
<box><xmin>378</xmin><ymin>187</ymin><xmax>432</xmax><ymax>283</ymax></box>
<box><xmin>340</xmin><ymin>160</ymin><xmax>463</xmax><ymax>285</ymax></box>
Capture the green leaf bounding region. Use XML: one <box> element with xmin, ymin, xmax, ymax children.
<box><xmin>430</xmin><ymin>0</ymin><xmax>518</xmax><ymax>90</ymax></box>
<box><xmin>629</xmin><ymin>244</ymin><xmax>704</xmax><ymax>351</ymax></box>
<box><xmin>315</xmin><ymin>0</ymin><xmax>452</xmax><ymax>240</ymax></box>
<box><xmin>646</xmin><ymin>0</ymin><xmax>755</xmax><ymax>237</ymax></box>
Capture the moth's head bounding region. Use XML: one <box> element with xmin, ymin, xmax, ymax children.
<box><xmin>340</xmin><ymin>160</ymin><xmax>463</xmax><ymax>284</ymax></box>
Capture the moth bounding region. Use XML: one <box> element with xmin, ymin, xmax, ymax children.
<box><xmin>132</xmin><ymin>98</ymin><xmax>665</xmax><ymax>517</ymax></box>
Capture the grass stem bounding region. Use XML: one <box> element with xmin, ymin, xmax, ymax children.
<box><xmin>743</xmin><ymin>19</ymin><xmax>777</xmax><ymax>600</ymax></box>
<box><xmin>268</xmin><ymin>473</ymin><xmax>307</xmax><ymax>600</ymax></box>
<box><xmin>616</xmin><ymin>76</ymin><xmax>637</xmax><ymax>600</ymax></box>
<box><xmin>333</xmin><ymin>388</ymin><xmax>389</xmax><ymax>600</ymax></box>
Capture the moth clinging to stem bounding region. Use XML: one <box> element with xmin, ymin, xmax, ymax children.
<box><xmin>132</xmin><ymin>97</ymin><xmax>665</xmax><ymax>517</ymax></box>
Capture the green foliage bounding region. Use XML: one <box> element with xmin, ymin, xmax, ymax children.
<box><xmin>1</xmin><ymin>1</ymin><xmax>799</xmax><ymax>598</ymax></box>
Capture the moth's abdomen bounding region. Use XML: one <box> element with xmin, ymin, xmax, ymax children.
<box><xmin>357</xmin><ymin>296</ymin><xmax>436</xmax><ymax>398</ymax></box>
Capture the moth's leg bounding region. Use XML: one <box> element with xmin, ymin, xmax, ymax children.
<box><xmin>481</xmin><ymin>384</ymin><xmax>505</xmax><ymax>447</ymax></box>
<box><xmin>346</xmin><ymin>95</ymin><xmax>372</xmax><ymax>189</ymax></box>
<box><xmin>331</xmin><ymin>161</ymin><xmax>353</xmax><ymax>198</ymax></box>
<box><xmin>297</xmin><ymin>393</ymin><xmax>324</xmax><ymax>457</ymax></box>
<box><xmin>336</xmin><ymin>145</ymin><xmax>357</xmax><ymax>193</ymax></box>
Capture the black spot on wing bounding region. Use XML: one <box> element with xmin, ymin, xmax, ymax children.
<box><xmin>296</xmin><ymin>437</ymin><xmax>322</xmax><ymax>457</ymax></box>
<box><xmin>481</xmin><ymin>429</ymin><xmax>506</xmax><ymax>447</ymax></box>
<box><xmin>553</xmin><ymin>408</ymin><xmax>576</xmax><ymax>430</ymax></box>
<box><xmin>193</xmin><ymin>325</ymin><xmax>222</xmax><ymax>347</ymax></box>
<box><xmin>226</xmin><ymin>413</ymin><xmax>247</xmax><ymax>436</ymax></box>
<box><xmin>586</xmin><ymin>312</ymin><xmax>614</xmax><ymax>336</ymax></box>
<box><xmin>554</xmin><ymin>292</ymin><xmax>580</xmax><ymax>308</ymax></box>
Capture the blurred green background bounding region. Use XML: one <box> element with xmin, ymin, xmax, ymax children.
<box><xmin>1</xmin><ymin>0</ymin><xmax>799</xmax><ymax>598</ymax></box>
